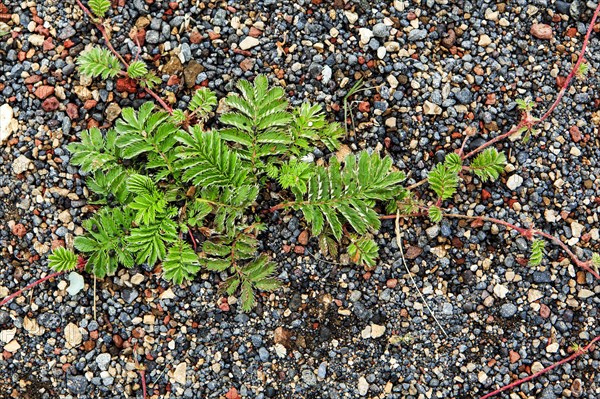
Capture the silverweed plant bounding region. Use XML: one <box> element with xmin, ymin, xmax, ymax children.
<box><xmin>41</xmin><ymin>0</ymin><xmax>600</xmax><ymax>314</ymax></box>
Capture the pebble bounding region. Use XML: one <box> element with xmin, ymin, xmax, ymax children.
<box><xmin>239</xmin><ymin>36</ymin><xmax>260</xmax><ymax>50</ymax></box>
<box><xmin>530</xmin><ymin>23</ymin><xmax>553</xmax><ymax>40</ymax></box>
<box><xmin>500</xmin><ymin>303</ymin><xmax>518</xmax><ymax>318</ymax></box>
<box><xmin>408</xmin><ymin>29</ymin><xmax>427</xmax><ymax>41</ymax></box>
<box><xmin>493</xmin><ymin>284</ymin><xmax>509</xmax><ymax>299</ymax></box>
<box><xmin>173</xmin><ymin>363</ymin><xmax>187</xmax><ymax>385</ymax></box>
<box><xmin>357</xmin><ymin>377</ymin><xmax>369</xmax><ymax>396</ymax></box>
<box><xmin>0</xmin><ymin>104</ymin><xmax>16</xmax><ymax>143</ymax></box>
<box><xmin>12</xmin><ymin>155</ymin><xmax>32</xmax><ymax>174</ymax></box>
<box><xmin>506</xmin><ymin>174</ymin><xmax>523</xmax><ymax>190</ymax></box>
<box><xmin>96</xmin><ymin>353</ymin><xmax>111</xmax><ymax>370</ymax></box>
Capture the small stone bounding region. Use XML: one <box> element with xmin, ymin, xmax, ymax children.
<box><xmin>183</xmin><ymin>60</ymin><xmax>204</xmax><ymax>88</ymax></box>
<box><xmin>531</xmin><ymin>23</ymin><xmax>553</xmax><ymax>40</ymax></box>
<box><xmin>173</xmin><ymin>362</ymin><xmax>187</xmax><ymax>385</ymax></box>
<box><xmin>65</xmin><ymin>322</ymin><xmax>82</xmax><ymax>348</ymax></box>
<box><xmin>493</xmin><ymin>284</ymin><xmax>509</xmax><ymax>299</ymax></box>
<box><xmin>42</xmin><ymin>97</ymin><xmax>60</xmax><ymax>112</ymax></box>
<box><xmin>370</xmin><ymin>323</ymin><xmax>386</xmax><ymax>338</ymax></box>
<box><xmin>317</xmin><ymin>362</ymin><xmax>327</xmax><ymax>379</ymax></box>
<box><xmin>322</xmin><ymin>65</ymin><xmax>332</xmax><ymax>84</ymax></box>
<box><xmin>105</xmin><ymin>103</ymin><xmax>121</xmax><ymax>122</ymax></box>
<box><xmin>577</xmin><ymin>289</ymin><xmax>594</xmax><ymax>299</ymax></box>
<box><xmin>12</xmin><ymin>155</ymin><xmax>32</xmax><ymax>174</ymax></box>
<box><xmin>571</xmin><ymin>221</ymin><xmax>584</xmax><ymax>238</ymax></box>
<box><xmin>258</xmin><ymin>347</ymin><xmax>270</xmax><ymax>362</ymax></box>
<box><xmin>0</xmin><ymin>104</ymin><xmax>17</xmax><ymax>143</ymax></box>
<box><xmin>528</xmin><ymin>289</ymin><xmax>543</xmax><ymax>303</ymax></box>
<box><xmin>96</xmin><ymin>353</ymin><xmax>111</xmax><ymax>370</ymax></box>
<box><xmin>509</xmin><ymin>350</ymin><xmax>521</xmax><ymax>363</ymax></box>
<box><xmin>344</xmin><ymin>11</ymin><xmax>358</xmax><ymax>24</ymax></box>
<box><xmin>67</xmin><ymin>375</ymin><xmax>88</xmax><ymax>395</ymax></box>
<box><xmin>239</xmin><ymin>36</ymin><xmax>260</xmax><ymax>50</ymax></box>
<box><xmin>377</xmin><ymin>47</ymin><xmax>386</xmax><ymax>59</ymax></box>
<box><xmin>302</xmin><ymin>369</ymin><xmax>317</xmax><ymax>386</ymax></box>
<box><xmin>3</xmin><ymin>340</ymin><xmax>20</xmax><ymax>353</ymax></box>
<box><xmin>372</xmin><ymin>23</ymin><xmax>391</xmax><ymax>38</ymax></box>
<box><xmin>28</xmin><ymin>34</ymin><xmax>45</xmax><ymax>46</ymax></box>
<box><xmin>0</xmin><ymin>329</ymin><xmax>16</xmax><ymax>343</ymax></box>
<box><xmin>506</xmin><ymin>174</ymin><xmax>523</xmax><ymax>190</ymax></box>
<box><xmin>546</xmin><ymin>342</ymin><xmax>559</xmax><ymax>353</ymax></box>
<box><xmin>478</xmin><ymin>371</ymin><xmax>488</xmax><ymax>383</ymax></box>
<box><xmin>478</xmin><ymin>34</ymin><xmax>492</xmax><ymax>47</ymax></box>
<box><xmin>274</xmin><ymin>343</ymin><xmax>286</xmax><ymax>358</ymax></box>
<box><xmin>531</xmin><ymin>361</ymin><xmax>544</xmax><ymax>373</ymax></box>
<box><xmin>130</xmin><ymin>273</ymin><xmax>145</xmax><ymax>285</ymax></box>
<box><xmin>67</xmin><ymin>272</ymin><xmax>85</xmax><ymax>296</ymax></box>
<box><xmin>358</xmin><ymin>28</ymin><xmax>373</xmax><ymax>45</ymax></box>
<box><xmin>423</xmin><ymin>100</ymin><xmax>442</xmax><ymax>115</ymax></box>
<box><xmin>408</xmin><ymin>29</ymin><xmax>427</xmax><ymax>42</ymax></box>
<box><xmin>500</xmin><ymin>303</ymin><xmax>518</xmax><ymax>318</ymax></box>
<box><xmin>358</xmin><ymin>377</ymin><xmax>369</xmax><ymax>396</ymax></box>
<box><xmin>34</xmin><ymin>85</ymin><xmax>55</xmax><ymax>99</ymax></box>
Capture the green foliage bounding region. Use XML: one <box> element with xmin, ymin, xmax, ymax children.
<box><xmin>67</xmin><ymin>128</ymin><xmax>118</xmax><ymax>173</ymax></box>
<box><xmin>163</xmin><ymin>240</ymin><xmax>201</xmax><ymax>285</ymax></box>
<box><xmin>428</xmin><ymin>205</ymin><xmax>442</xmax><ymax>223</ymax></box>
<box><xmin>176</xmin><ymin>127</ymin><xmax>249</xmax><ymax>187</ymax></box>
<box><xmin>127</xmin><ymin>216</ymin><xmax>178</xmax><ymax>266</ymax></box>
<box><xmin>114</xmin><ymin>102</ymin><xmax>179</xmax><ymax>179</ymax></box>
<box><xmin>348</xmin><ymin>237</ymin><xmax>379</xmax><ymax>269</ymax></box>
<box><xmin>89</xmin><ymin>0</ymin><xmax>111</xmax><ymax>18</ymax></box>
<box><xmin>77</xmin><ymin>47</ymin><xmax>121</xmax><ymax>79</ymax></box>
<box><xmin>127</xmin><ymin>60</ymin><xmax>148</xmax><ymax>79</ymax></box>
<box><xmin>188</xmin><ymin>87</ymin><xmax>218</xmax><ymax>118</ymax></box>
<box><xmin>220</xmin><ymin>75</ymin><xmax>293</xmax><ymax>170</ymax></box>
<box><xmin>444</xmin><ymin>153</ymin><xmax>462</xmax><ymax>174</ymax></box>
<box><xmin>74</xmin><ymin>208</ymin><xmax>134</xmax><ymax>278</ymax></box>
<box><xmin>470</xmin><ymin>148</ymin><xmax>507</xmax><ymax>182</ymax></box>
<box><xmin>515</xmin><ymin>98</ymin><xmax>535</xmax><ymax>112</ymax></box>
<box><xmin>65</xmin><ymin>73</ymin><xmax>408</xmax><ymax>310</ymax></box>
<box><xmin>529</xmin><ymin>239</ymin><xmax>545</xmax><ymax>267</ymax></box>
<box><xmin>48</xmin><ymin>247</ymin><xmax>79</xmax><ymax>272</ymax></box>
<box><xmin>428</xmin><ymin>163</ymin><xmax>458</xmax><ymax>200</ymax></box>
<box><xmin>576</xmin><ymin>62</ymin><xmax>589</xmax><ymax>79</ymax></box>
<box><xmin>290</xmin><ymin>103</ymin><xmax>344</xmax><ymax>152</ymax></box>
<box><xmin>202</xmin><ymin>227</ymin><xmax>280</xmax><ymax>311</ymax></box>
<box><xmin>291</xmin><ymin>151</ymin><xmax>406</xmax><ymax>241</ymax></box>
<box><xmin>278</xmin><ymin>158</ymin><xmax>313</xmax><ymax>197</ymax></box>
<box><xmin>139</xmin><ymin>71</ymin><xmax>162</xmax><ymax>89</ymax></box>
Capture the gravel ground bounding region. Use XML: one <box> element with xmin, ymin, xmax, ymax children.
<box><xmin>1</xmin><ymin>0</ymin><xmax>599</xmax><ymax>398</ymax></box>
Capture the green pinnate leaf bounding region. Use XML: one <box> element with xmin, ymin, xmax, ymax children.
<box><xmin>48</xmin><ymin>247</ymin><xmax>78</xmax><ymax>272</ymax></box>
<box><xmin>444</xmin><ymin>153</ymin><xmax>462</xmax><ymax>174</ymax></box>
<box><xmin>428</xmin><ymin>163</ymin><xmax>458</xmax><ymax>200</ymax></box>
<box><xmin>162</xmin><ymin>240</ymin><xmax>200</xmax><ymax>285</ymax></box>
<box><xmin>188</xmin><ymin>88</ymin><xmax>217</xmax><ymax>117</ymax></box>
<box><xmin>347</xmin><ymin>237</ymin><xmax>379</xmax><ymax>269</ymax></box>
<box><xmin>127</xmin><ymin>60</ymin><xmax>148</xmax><ymax>79</ymax></box>
<box><xmin>529</xmin><ymin>239</ymin><xmax>545</xmax><ymax>267</ymax></box>
<box><xmin>470</xmin><ymin>148</ymin><xmax>506</xmax><ymax>182</ymax></box>
<box><xmin>428</xmin><ymin>205</ymin><xmax>442</xmax><ymax>223</ymax></box>
<box><xmin>77</xmin><ymin>47</ymin><xmax>121</xmax><ymax>79</ymax></box>
<box><xmin>89</xmin><ymin>0</ymin><xmax>111</xmax><ymax>18</ymax></box>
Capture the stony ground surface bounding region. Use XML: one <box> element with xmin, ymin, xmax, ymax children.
<box><xmin>1</xmin><ymin>0</ymin><xmax>600</xmax><ymax>398</ymax></box>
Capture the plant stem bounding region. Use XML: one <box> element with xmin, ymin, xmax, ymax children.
<box><xmin>479</xmin><ymin>335</ymin><xmax>600</xmax><ymax>399</ymax></box>
<box><xmin>538</xmin><ymin>3</ymin><xmax>600</xmax><ymax>123</ymax></box>
<box><xmin>440</xmin><ymin>213</ymin><xmax>600</xmax><ymax>280</ymax></box>
<box><xmin>0</xmin><ymin>258</ymin><xmax>86</xmax><ymax>307</ymax></box>
<box><xmin>463</xmin><ymin>1</ymin><xmax>600</xmax><ymax>160</ymax></box>
<box><xmin>75</xmin><ymin>0</ymin><xmax>173</xmax><ymax>114</ymax></box>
